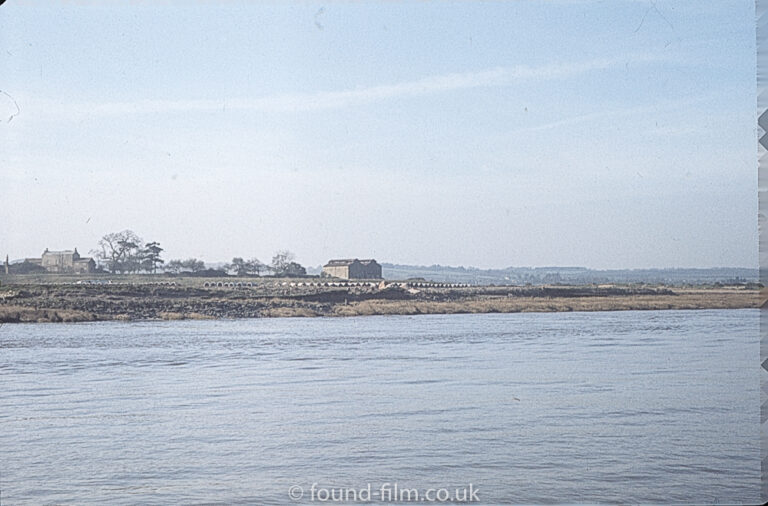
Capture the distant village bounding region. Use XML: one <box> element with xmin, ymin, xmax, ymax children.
<box><xmin>3</xmin><ymin>230</ymin><xmax>383</xmax><ymax>280</ymax></box>
<box><xmin>2</xmin><ymin>230</ymin><xmax>759</xmax><ymax>287</ymax></box>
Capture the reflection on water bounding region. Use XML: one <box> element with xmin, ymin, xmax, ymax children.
<box><xmin>0</xmin><ymin>310</ymin><xmax>759</xmax><ymax>504</ymax></box>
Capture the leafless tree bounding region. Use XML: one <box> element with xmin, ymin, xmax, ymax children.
<box><xmin>93</xmin><ymin>230</ymin><xmax>142</xmax><ymax>274</ymax></box>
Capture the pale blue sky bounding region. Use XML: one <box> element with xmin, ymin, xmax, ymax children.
<box><xmin>0</xmin><ymin>0</ymin><xmax>757</xmax><ymax>269</ymax></box>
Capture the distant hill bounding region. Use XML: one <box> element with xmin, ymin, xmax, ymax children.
<box><xmin>381</xmin><ymin>263</ymin><xmax>758</xmax><ymax>285</ymax></box>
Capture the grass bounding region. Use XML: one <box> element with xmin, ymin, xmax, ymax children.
<box><xmin>331</xmin><ymin>291</ymin><xmax>759</xmax><ymax>317</ymax></box>
<box><xmin>0</xmin><ymin>305</ymin><xmax>97</xmax><ymax>323</ymax></box>
<box><xmin>260</xmin><ymin>307</ymin><xmax>319</xmax><ymax>318</ymax></box>
<box><xmin>158</xmin><ymin>312</ymin><xmax>216</xmax><ymax>321</ymax></box>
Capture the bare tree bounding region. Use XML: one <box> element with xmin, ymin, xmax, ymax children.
<box><xmin>227</xmin><ymin>257</ymin><xmax>248</xmax><ymax>276</ymax></box>
<box><xmin>271</xmin><ymin>250</ymin><xmax>296</xmax><ymax>276</ymax></box>
<box><xmin>246</xmin><ymin>258</ymin><xmax>267</xmax><ymax>276</ymax></box>
<box><xmin>271</xmin><ymin>250</ymin><xmax>305</xmax><ymax>277</ymax></box>
<box><xmin>93</xmin><ymin>230</ymin><xmax>143</xmax><ymax>274</ymax></box>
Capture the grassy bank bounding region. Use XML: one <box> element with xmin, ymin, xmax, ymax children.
<box><xmin>331</xmin><ymin>289</ymin><xmax>757</xmax><ymax>316</ymax></box>
<box><xmin>0</xmin><ymin>276</ymin><xmax>758</xmax><ymax>323</ymax></box>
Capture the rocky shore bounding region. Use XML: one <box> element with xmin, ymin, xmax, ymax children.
<box><xmin>0</xmin><ymin>280</ymin><xmax>759</xmax><ymax>323</ymax></box>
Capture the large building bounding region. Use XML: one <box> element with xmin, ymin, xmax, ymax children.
<box><xmin>28</xmin><ymin>248</ymin><xmax>96</xmax><ymax>274</ymax></box>
<box><xmin>322</xmin><ymin>258</ymin><xmax>382</xmax><ymax>279</ymax></box>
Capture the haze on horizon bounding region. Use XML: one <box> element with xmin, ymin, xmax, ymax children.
<box><xmin>0</xmin><ymin>1</ymin><xmax>757</xmax><ymax>270</ymax></box>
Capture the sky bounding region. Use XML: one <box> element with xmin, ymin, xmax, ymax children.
<box><xmin>0</xmin><ymin>0</ymin><xmax>758</xmax><ymax>269</ymax></box>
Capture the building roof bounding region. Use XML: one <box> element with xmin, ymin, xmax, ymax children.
<box><xmin>324</xmin><ymin>259</ymin><xmax>358</xmax><ymax>267</ymax></box>
<box><xmin>324</xmin><ymin>258</ymin><xmax>380</xmax><ymax>267</ymax></box>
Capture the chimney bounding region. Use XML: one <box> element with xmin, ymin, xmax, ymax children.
<box><xmin>4</xmin><ymin>255</ymin><xmax>8</xmax><ymax>275</ymax></box>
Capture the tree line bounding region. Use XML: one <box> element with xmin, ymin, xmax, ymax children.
<box><xmin>92</xmin><ymin>230</ymin><xmax>306</xmax><ymax>277</ymax></box>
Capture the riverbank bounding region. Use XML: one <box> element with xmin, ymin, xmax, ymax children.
<box><xmin>0</xmin><ymin>279</ymin><xmax>759</xmax><ymax>323</ymax></box>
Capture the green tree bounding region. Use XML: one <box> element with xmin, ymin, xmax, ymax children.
<box><xmin>166</xmin><ymin>258</ymin><xmax>205</xmax><ymax>274</ymax></box>
<box><xmin>182</xmin><ymin>258</ymin><xmax>206</xmax><ymax>272</ymax></box>
<box><xmin>166</xmin><ymin>259</ymin><xmax>184</xmax><ymax>274</ymax></box>
<box><xmin>228</xmin><ymin>257</ymin><xmax>268</xmax><ymax>276</ymax></box>
<box><xmin>284</xmin><ymin>261</ymin><xmax>306</xmax><ymax>276</ymax></box>
<box><xmin>140</xmin><ymin>241</ymin><xmax>164</xmax><ymax>274</ymax></box>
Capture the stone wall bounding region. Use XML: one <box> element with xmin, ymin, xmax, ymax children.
<box><xmin>323</xmin><ymin>264</ymin><xmax>350</xmax><ymax>279</ymax></box>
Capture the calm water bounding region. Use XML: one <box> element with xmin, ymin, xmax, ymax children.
<box><xmin>0</xmin><ymin>310</ymin><xmax>759</xmax><ymax>504</ymax></box>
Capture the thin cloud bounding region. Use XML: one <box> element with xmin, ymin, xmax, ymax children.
<box><xmin>32</xmin><ymin>54</ymin><xmax>670</xmax><ymax>118</ymax></box>
<box><xmin>506</xmin><ymin>94</ymin><xmax>722</xmax><ymax>135</ymax></box>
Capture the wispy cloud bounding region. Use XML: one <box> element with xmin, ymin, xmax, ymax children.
<box><xmin>505</xmin><ymin>93</ymin><xmax>722</xmax><ymax>135</ymax></box>
<box><xmin>29</xmin><ymin>54</ymin><xmax>670</xmax><ymax>118</ymax></box>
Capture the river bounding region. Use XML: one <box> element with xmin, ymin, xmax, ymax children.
<box><xmin>0</xmin><ymin>309</ymin><xmax>759</xmax><ymax>504</ymax></box>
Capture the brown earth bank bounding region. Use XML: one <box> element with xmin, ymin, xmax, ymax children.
<box><xmin>0</xmin><ymin>279</ymin><xmax>759</xmax><ymax>323</ymax></box>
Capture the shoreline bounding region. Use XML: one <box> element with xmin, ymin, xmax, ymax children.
<box><xmin>0</xmin><ymin>306</ymin><xmax>759</xmax><ymax>326</ymax></box>
<box><xmin>0</xmin><ymin>280</ymin><xmax>759</xmax><ymax>324</ymax></box>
